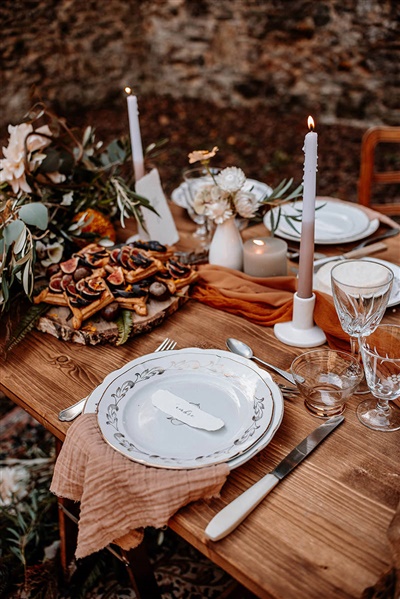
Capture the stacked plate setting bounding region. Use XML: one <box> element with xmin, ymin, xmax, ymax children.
<box><xmin>264</xmin><ymin>197</ymin><xmax>380</xmax><ymax>244</ymax></box>
<box><xmin>84</xmin><ymin>348</ymin><xmax>284</xmax><ymax>470</ymax></box>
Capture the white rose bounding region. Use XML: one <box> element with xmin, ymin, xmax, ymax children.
<box><xmin>234</xmin><ymin>190</ymin><xmax>259</xmax><ymax>218</ymax></box>
<box><xmin>216</xmin><ymin>167</ymin><xmax>246</xmax><ymax>193</ymax></box>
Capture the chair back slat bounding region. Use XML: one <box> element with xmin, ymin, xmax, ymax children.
<box><xmin>358</xmin><ymin>126</ymin><xmax>400</xmax><ymax>216</ymax></box>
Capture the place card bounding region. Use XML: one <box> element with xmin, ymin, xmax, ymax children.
<box><xmin>135</xmin><ymin>168</ymin><xmax>179</xmax><ymax>245</ymax></box>
<box><xmin>152</xmin><ymin>389</ymin><xmax>225</xmax><ymax>431</ymax></box>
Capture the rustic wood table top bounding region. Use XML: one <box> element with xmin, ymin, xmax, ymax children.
<box><xmin>1</xmin><ymin>204</ymin><xmax>399</xmax><ymax>599</ymax></box>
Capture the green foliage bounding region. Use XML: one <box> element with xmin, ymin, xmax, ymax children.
<box><xmin>0</xmin><ymin>104</ymin><xmax>165</xmax><ymax>314</ymax></box>
<box><xmin>259</xmin><ymin>177</ymin><xmax>303</xmax><ymax>235</ymax></box>
<box><xmin>115</xmin><ymin>309</ymin><xmax>134</xmax><ymax>345</ymax></box>
<box><xmin>5</xmin><ymin>302</ymin><xmax>50</xmax><ymax>353</ymax></box>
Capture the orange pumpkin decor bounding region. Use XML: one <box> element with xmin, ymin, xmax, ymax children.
<box><xmin>72</xmin><ymin>209</ymin><xmax>117</xmax><ymax>243</ymax></box>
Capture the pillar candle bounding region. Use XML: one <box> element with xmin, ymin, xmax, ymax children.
<box><xmin>243</xmin><ymin>237</ymin><xmax>288</xmax><ymax>277</ymax></box>
<box><xmin>297</xmin><ymin>116</ymin><xmax>318</xmax><ymax>299</ymax></box>
<box><xmin>125</xmin><ymin>87</ymin><xmax>145</xmax><ymax>182</ymax></box>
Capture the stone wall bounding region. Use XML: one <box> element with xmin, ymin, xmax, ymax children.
<box><xmin>1</xmin><ymin>0</ymin><xmax>399</xmax><ymax>129</ymax></box>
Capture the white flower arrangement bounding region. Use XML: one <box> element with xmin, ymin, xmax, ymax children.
<box><xmin>187</xmin><ymin>147</ymin><xmax>303</xmax><ymax>227</ymax></box>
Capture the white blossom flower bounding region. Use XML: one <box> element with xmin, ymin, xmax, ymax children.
<box><xmin>234</xmin><ymin>190</ymin><xmax>259</xmax><ymax>218</ymax></box>
<box><xmin>35</xmin><ymin>238</ymin><xmax>65</xmax><ymax>267</ymax></box>
<box><xmin>204</xmin><ymin>196</ymin><xmax>233</xmax><ymax>224</ymax></box>
<box><xmin>215</xmin><ymin>167</ymin><xmax>246</xmax><ymax>193</ymax></box>
<box><xmin>0</xmin><ymin>465</ymin><xmax>29</xmax><ymax>506</ymax></box>
<box><xmin>0</xmin><ymin>123</ymin><xmax>52</xmax><ymax>194</ymax></box>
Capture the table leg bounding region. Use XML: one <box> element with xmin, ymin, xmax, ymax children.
<box><xmin>122</xmin><ymin>544</ymin><xmax>162</xmax><ymax>599</ymax></box>
<box><xmin>55</xmin><ymin>438</ymin><xmax>79</xmax><ymax>577</ymax></box>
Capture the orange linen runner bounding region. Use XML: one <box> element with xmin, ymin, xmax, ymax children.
<box><xmin>51</xmin><ymin>414</ymin><xmax>229</xmax><ymax>559</ymax></box>
<box><xmin>191</xmin><ymin>265</ymin><xmax>351</xmax><ymax>351</ymax></box>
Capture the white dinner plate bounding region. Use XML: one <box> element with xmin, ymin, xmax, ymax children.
<box><xmin>313</xmin><ymin>257</ymin><xmax>400</xmax><ymax>307</ymax></box>
<box><xmin>84</xmin><ymin>348</ymin><xmax>284</xmax><ymax>470</ymax></box>
<box><xmin>171</xmin><ymin>179</ymin><xmax>272</xmax><ymax>208</ymax></box>
<box><xmin>264</xmin><ymin>198</ymin><xmax>376</xmax><ymax>244</ymax></box>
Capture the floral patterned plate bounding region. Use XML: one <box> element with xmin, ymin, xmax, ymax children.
<box><xmin>92</xmin><ymin>349</ymin><xmax>283</xmax><ymax>469</ymax></box>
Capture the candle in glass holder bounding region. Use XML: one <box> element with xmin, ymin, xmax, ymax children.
<box><xmin>243</xmin><ymin>237</ymin><xmax>288</xmax><ymax>277</ymax></box>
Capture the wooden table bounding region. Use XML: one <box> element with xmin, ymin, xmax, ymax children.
<box><xmin>1</xmin><ymin>205</ymin><xmax>399</xmax><ymax>599</ymax></box>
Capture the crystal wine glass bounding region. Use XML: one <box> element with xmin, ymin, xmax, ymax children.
<box><xmin>182</xmin><ymin>167</ymin><xmax>220</xmax><ymax>247</ymax></box>
<box><xmin>357</xmin><ymin>324</ymin><xmax>400</xmax><ymax>431</ymax></box>
<box><xmin>331</xmin><ymin>259</ymin><xmax>394</xmax><ymax>392</ymax></box>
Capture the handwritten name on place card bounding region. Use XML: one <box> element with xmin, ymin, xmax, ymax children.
<box><xmin>152</xmin><ymin>390</ymin><xmax>224</xmax><ymax>431</ymax></box>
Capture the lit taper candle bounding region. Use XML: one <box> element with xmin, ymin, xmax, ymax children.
<box><xmin>297</xmin><ymin>116</ymin><xmax>318</xmax><ymax>299</ymax></box>
<box><xmin>125</xmin><ymin>86</ymin><xmax>145</xmax><ymax>182</ymax></box>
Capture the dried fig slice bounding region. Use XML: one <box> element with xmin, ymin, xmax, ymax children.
<box><xmin>49</xmin><ymin>277</ymin><xmax>63</xmax><ymax>293</ymax></box>
<box><xmin>75</xmin><ymin>279</ymin><xmax>102</xmax><ymax>301</ymax></box>
<box><xmin>107</xmin><ymin>267</ymin><xmax>125</xmax><ymax>287</ymax></box>
<box><xmin>65</xmin><ymin>282</ymin><xmax>78</xmax><ymax>297</ymax></box>
<box><xmin>60</xmin><ymin>256</ymin><xmax>80</xmax><ymax>274</ymax></box>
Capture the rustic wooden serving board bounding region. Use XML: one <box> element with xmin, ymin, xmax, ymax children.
<box><xmin>36</xmin><ymin>289</ymin><xmax>189</xmax><ymax>345</ymax></box>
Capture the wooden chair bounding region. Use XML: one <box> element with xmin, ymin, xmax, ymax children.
<box><xmin>55</xmin><ymin>438</ymin><xmax>162</xmax><ymax>599</ymax></box>
<box><xmin>358</xmin><ymin>126</ymin><xmax>400</xmax><ymax>216</ymax></box>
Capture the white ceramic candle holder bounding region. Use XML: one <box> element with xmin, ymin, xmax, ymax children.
<box><xmin>274</xmin><ymin>292</ymin><xmax>326</xmax><ymax>348</ymax></box>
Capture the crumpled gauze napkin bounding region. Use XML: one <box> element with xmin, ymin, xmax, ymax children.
<box><xmin>51</xmin><ymin>413</ymin><xmax>229</xmax><ymax>558</ymax></box>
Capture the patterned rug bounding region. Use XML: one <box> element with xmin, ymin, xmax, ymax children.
<box><xmin>0</xmin><ymin>394</ymin><xmax>251</xmax><ymax>599</ymax></box>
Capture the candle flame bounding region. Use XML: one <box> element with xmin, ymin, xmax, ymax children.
<box><xmin>253</xmin><ymin>239</ymin><xmax>265</xmax><ymax>246</ymax></box>
<box><xmin>125</xmin><ymin>86</ymin><xmax>132</xmax><ymax>95</ymax></box>
<box><xmin>307</xmin><ymin>116</ymin><xmax>315</xmax><ymax>131</ymax></box>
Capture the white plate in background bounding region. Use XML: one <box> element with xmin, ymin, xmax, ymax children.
<box><xmin>171</xmin><ymin>179</ymin><xmax>272</xmax><ymax>208</ymax></box>
<box><xmin>264</xmin><ymin>198</ymin><xmax>376</xmax><ymax>244</ymax></box>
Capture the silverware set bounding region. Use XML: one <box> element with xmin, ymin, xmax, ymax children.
<box><xmin>58</xmin><ymin>337</ymin><xmax>298</xmax><ymax>422</ymax></box>
<box><xmin>287</xmin><ymin>227</ymin><xmax>399</xmax><ymax>262</ymax></box>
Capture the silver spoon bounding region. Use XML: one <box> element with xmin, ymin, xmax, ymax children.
<box><xmin>226</xmin><ymin>338</ymin><xmax>296</xmax><ymax>386</ymax></box>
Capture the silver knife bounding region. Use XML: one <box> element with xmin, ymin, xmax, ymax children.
<box><xmin>313</xmin><ymin>241</ymin><xmax>387</xmax><ymax>271</ymax></box>
<box><xmin>205</xmin><ymin>415</ymin><xmax>344</xmax><ymax>542</ymax></box>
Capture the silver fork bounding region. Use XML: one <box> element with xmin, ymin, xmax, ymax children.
<box><xmin>58</xmin><ymin>337</ymin><xmax>177</xmax><ymax>422</ymax></box>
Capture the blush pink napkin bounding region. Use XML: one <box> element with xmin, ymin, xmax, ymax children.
<box><xmin>51</xmin><ymin>414</ymin><xmax>229</xmax><ymax>558</ymax></box>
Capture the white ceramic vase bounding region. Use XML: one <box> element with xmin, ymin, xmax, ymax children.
<box><xmin>208</xmin><ymin>217</ymin><xmax>243</xmax><ymax>270</ymax></box>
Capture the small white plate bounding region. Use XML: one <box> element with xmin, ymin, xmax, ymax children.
<box><xmin>84</xmin><ymin>348</ymin><xmax>284</xmax><ymax>470</ymax></box>
<box><xmin>313</xmin><ymin>257</ymin><xmax>400</xmax><ymax>307</ymax></box>
<box><xmin>171</xmin><ymin>179</ymin><xmax>272</xmax><ymax>208</ymax></box>
<box><xmin>264</xmin><ymin>198</ymin><xmax>375</xmax><ymax>244</ymax></box>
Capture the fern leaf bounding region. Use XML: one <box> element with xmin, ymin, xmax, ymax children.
<box><xmin>115</xmin><ymin>309</ymin><xmax>134</xmax><ymax>346</ymax></box>
<box><xmin>5</xmin><ymin>303</ymin><xmax>50</xmax><ymax>353</ymax></box>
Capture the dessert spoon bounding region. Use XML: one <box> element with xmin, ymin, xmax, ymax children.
<box><xmin>226</xmin><ymin>338</ymin><xmax>296</xmax><ymax>385</ymax></box>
